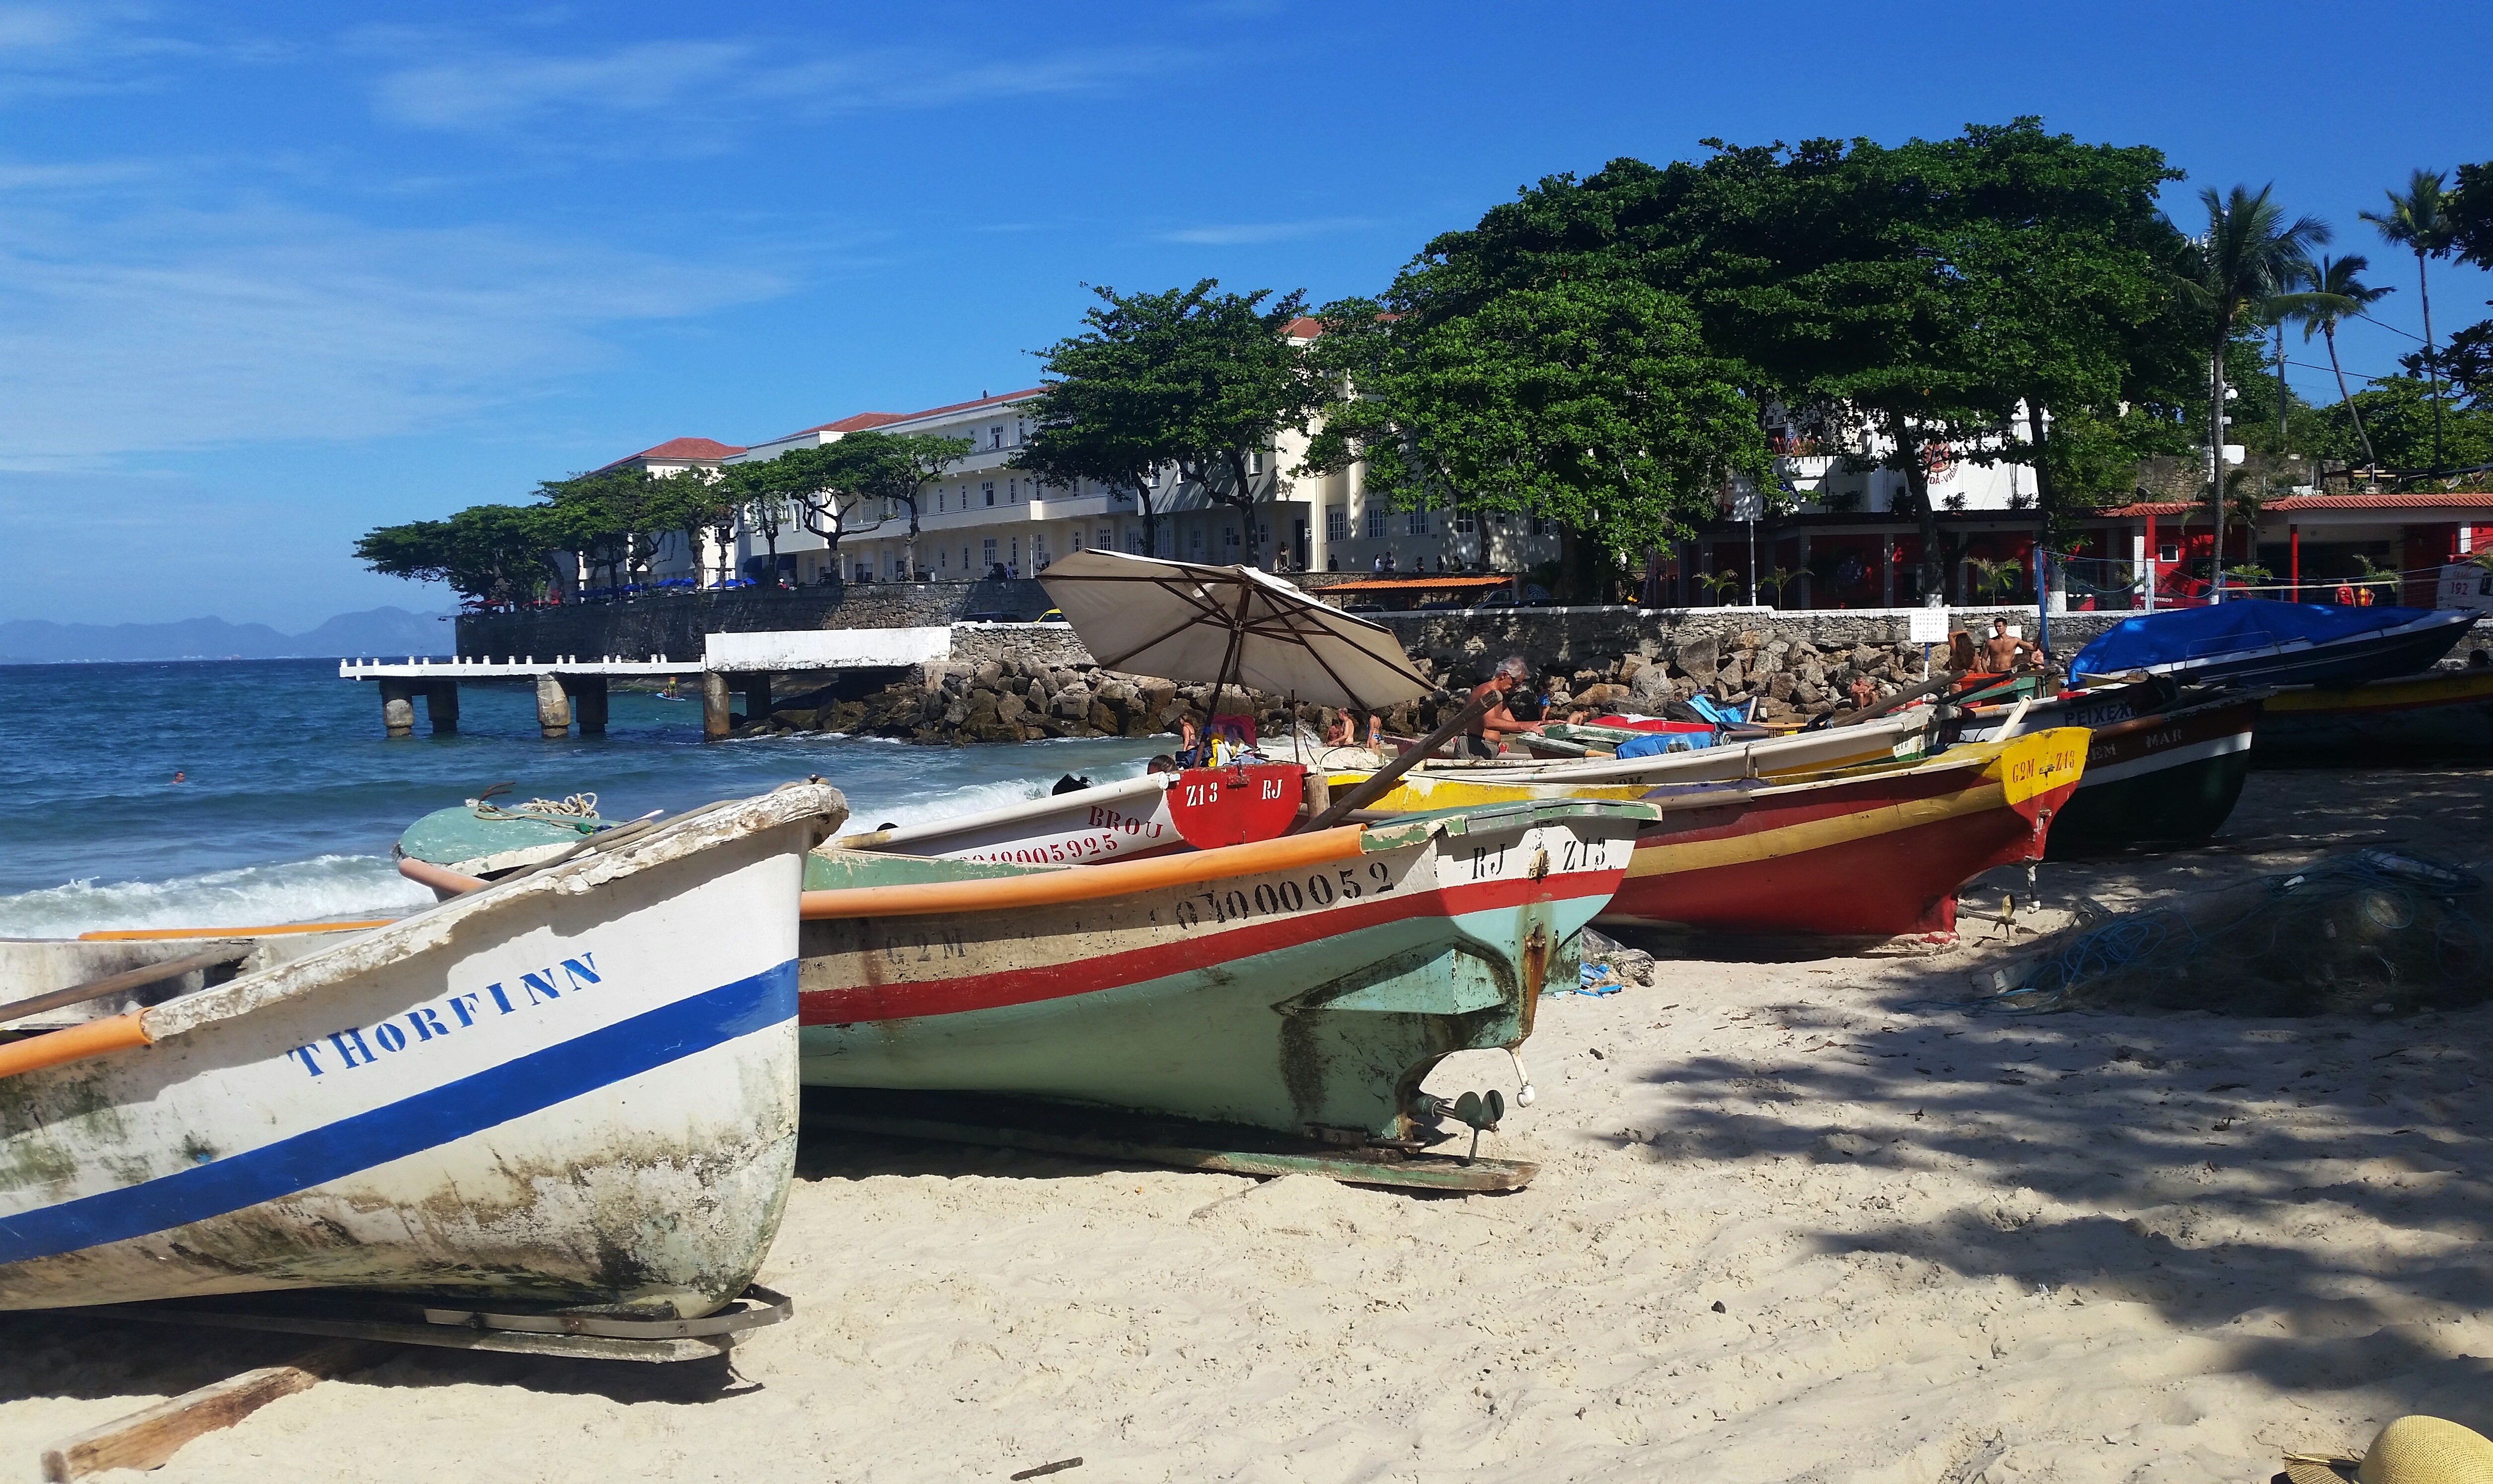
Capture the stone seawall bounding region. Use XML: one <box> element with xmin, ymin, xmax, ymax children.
<box><xmin>734</xmin><ymin>605</ymin><xmax>2140</xmax><ymax>744</ymax></box>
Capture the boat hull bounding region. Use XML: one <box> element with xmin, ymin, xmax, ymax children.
<box><xmin>2254</xmin><ymin>669</ymin><xmax>2493</xmax><ymax>765</ymax></box>
<box><xmin>1955</xmin><ymin>688</ymin><xmax>2262</xmax><ymax>855</ymax></box>
<box><xmin>796</xmin><ymin>802</ymin><xmax>1649</xmax><ymax>1140</ymax></box>
<box><xmin>829</xmin><ymin>764</ymin><xmax>1307</xmax><ymax>865</ymax></box>
<box><xmin>0</xmin><ymin>790</ymin><xmax>840</xmax><ymax>1316</ymax></box>
<box><xmin>2040</xmin><ymin>697</ymin><xmax>2261</xmax><ymax>855</ymax></box>
<box><xmin>2078</xmin><ymin>607</ymin><xmax>2476</xmax><ymax>689</ymax></box>
<box><xmin>1599</xmin><ymin>729</ymin><xmax>2087</xmax><ymax>937</ymax></box>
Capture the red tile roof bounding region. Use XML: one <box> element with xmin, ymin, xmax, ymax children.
<box><xmin>598</xmin><ymin>436</ymin><xmax>745</xmax><ymax>471</ymax></box>
<box><xmin>761</xmin><ymin>388</ymin><xmax>1047</xmax><ymax>446</ymax></box>
<box><xmin>2099</xmin><ymin>494</ymin><xmax>2493</xmax><ymax>517</ymax></box>
<box><xmin>1284</xmin><ymin>316</ymin><xmax>1326</xmax><ymax>340</ymax></box>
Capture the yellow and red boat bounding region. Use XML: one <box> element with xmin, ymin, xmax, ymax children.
<box><xmin>1333</xmin><ymin>728</ymin><xmax>2088</xmax><ymax>940</ymax></box>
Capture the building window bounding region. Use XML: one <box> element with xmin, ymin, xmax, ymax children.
<box><xmin>1128</xmin><ymin>528</ymin><xmax>1146</xmax><ymax>555</ymax></box>
<box><xmin>1453</xmin><ymin>509</ymin><xmax>1476</xmax><ymax>535</ymax></box>
<box><xmin>983</xmin><ymin>482</ymin><xmax>996</xmax><ymax>507</ymax></box>
<box><xmin>991</xmin><ymin>425</ymin><xmax>1004</xmax><ymax>449</ymax></box>
<box><xmin>1254</xmin><ymin>519</ymin><xmax>1270</xmax><ymax>548</ymax></box>
<box><xmin>1098</xmin><ymin>526</ymin><xmax>1112</xmax><ymax>550</ymax></box>
<box><xmin>1326</xmin><ymin>507</ymin><xmax>1348</xmax><ymax>542</ymax></box>
<box><xmin>1223</xmin><ymin>524</ymin><xmax>1238</xmax><ymax>549</ymax></box>
<box><xmin>982</xmin><ymin>538</ymin><xmax>997</xmax><ymax>572</ymax></box>
<box><xmin>1010</xmin><ymin>479</ymin><xmax>1020</xmax><ymax>504</ymax></box>
<box><xmin>1009</xmin><ymin>536</ymin><xmax>1020</xmax><ymax>571</ymax></box>
<box><xmin>1532</xmin><ymin>515</ymin><xmax>1557</xmax><ymax>537</ymax></box>
<box><xmin>1070</xmin><ymin>530</ymin><xmax>1083</xmax><ymax>552</ymax></box>
<box><xmin>1155</xmin><ymin>525</ymin><xmax>1174</xmax><ymax>557</ymax></box>
<box><xmin>1190</xmin><ymin>526</ymin><xmax>1204</xmax><ymax>556</ymax></box>
<box><xmin>937</xmin><ymin>489</ymin><xmax>946</xmax><ymax>513</ymax></box>
<box><xmin>1406</xmin><ymin>509</ymin><xmax>1429</xmax><ymax>536</ymax></box>
<box><xmin>1366</xmin><ymin>505</ymin><xmax>1386</xmax><ymax>539</ymax></box>
<box><xmin>1247</xmin><ymin>450</ymin><xmax>1263</xmax><ymax>475</ymax></box>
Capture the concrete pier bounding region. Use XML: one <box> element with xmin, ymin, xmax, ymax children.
<box><xmin>702</xmin><ymin>672</ymin><xmax>733</xmax><ymax>741</ymax></box>
<box><xmin>425</xmin><ymin>680</ymin><xmax>459</xmax><ymax>735</ymax></box>
<box><xmin>736</xmin><ymin>675</ymin><xmax>772</xmax><ymax>727</ymax></box>
<box><xmin>379</xmin><ymin>678</ymin><xmax>417</xmax><ymax>739</ymax></box>
<box><xmin>534</xmin><ymin>674</ymin><xmax>572</xmax><ymax>739</ymax></box>
<box><xmin>563</xmin><ymin>675</ymin><xmax>609</xmax><ymax>736</ymax></box>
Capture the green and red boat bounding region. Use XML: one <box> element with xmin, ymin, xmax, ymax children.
<box><xmin>1953</xmin><ymin>684</ymin><xmax>2264</xmax><ymax>856</ymax></box>
<box><xmin>794</xmin><ymin>797</ymin><xmax>1653</xmax><ymax>1167</ymax></box>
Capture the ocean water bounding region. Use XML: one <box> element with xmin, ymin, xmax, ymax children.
<box><xmin>0</xmin><ymin>659</ymin><xmax>1157</xmax><ymax>938</ymax></box>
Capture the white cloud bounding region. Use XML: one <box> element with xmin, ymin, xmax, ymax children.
<box><xmin>363</xmin><ymin>35</ymin><xmax>1188</xmax><ymax>136</ymax></box>
<box><xmin>1155</xmin><ymin>218</ymin><xmax>1371</xmax><ymax>246</ymax></box>
<box><xmin>0</xmin><ymin>201</ymin><xmax>788</xmax><ymax>466</ymax></box>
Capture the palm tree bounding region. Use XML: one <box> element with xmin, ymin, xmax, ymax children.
<box><xmin>2177</xmin><ymin>185</ymin><xmax>2331</xmax><ymax>602</ymax></box>
<box><xmin>2284</xmin><ymin>254</ymin><xmax>2392</xmax><ymax>488</ymax></box>
<box><xmin>2361</xmin><ymin>170</ymin><xmax>2454</xmax><ymax>474</ymax></box>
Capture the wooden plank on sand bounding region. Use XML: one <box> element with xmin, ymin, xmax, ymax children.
<box><xmin>39</xmin><ymin>1340</ymin><xmax>373</xmax><ymax>1482</ymax></box>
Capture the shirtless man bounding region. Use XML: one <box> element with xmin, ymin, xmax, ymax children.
<box><xmin>1979</xmin><ymin>617</ymin><xmax>2034</xmax><ymax>673</ymax></box>
<box><xmin>1458</xmin><ymin>656</ymin><xmax>1545</xmax><ymax>758</ymax></box>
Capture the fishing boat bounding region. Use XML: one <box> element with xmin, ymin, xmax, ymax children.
<box><xmin>795</xmin><ymin>798</ymin><xmax>1653</xmax><ymax>1150</ymax></box>
<box><xmin>829</xmin><ymin>762</ymin><xmax>1309</xmax><ymax>864</ymax></box>
<box><xmin>1951</xmin><ymin>684</ymin><xmax>2264</xmax><ymax>856</ymax></box>
<box><xmin>0</xmin><ymin>785</ymin><xmax>845</xmax><ymax>1317</ymax></box>
<box><xmin>2068</xmin><ymin>599</ymin><xmax>2477</xmax><ymax>689</ymax></box>
<box><xmin>2253</xmin><ymin>668</ymin><xmax>2493</xmax><ymax>766</ymax></box>
<box><xmin>1422</xmin><ymin>709</ymin><xmax>1931</xmax><ymax>786</ymax></box>
<box><xmin>1334</xmin><ymin>729</ymin><xmax>2087</xmax><ymax>940</ymax></box>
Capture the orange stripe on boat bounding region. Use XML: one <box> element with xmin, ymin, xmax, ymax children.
<box><xmin>800</xmin><ymin>825</ymin><xmax>1370</xmax><ymax>920</ymax></box>
<box><xmin>79</xmin><ymin>921</ymin><xmax>394</xmax><ymax>942</ymax></box>
<box><xmin>0</xmin><ymin>1011</ymin><xmax>152</xmax><ymax>1080</ymax></box>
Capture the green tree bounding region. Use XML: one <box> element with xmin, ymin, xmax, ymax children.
<box><xmin>1907</xmin><ymin>121</ymin><xmax>2192</xmax><ymax>537</ymax></box>
<box><xmin>1303</xmin><ymin>276</ymin><xmax>1769</xmax><ymax>591</ymax></box>
<box><xmin>538</xmin><ymin>468</ymin><xmax>678</xmax><ymax>592</ymax></box>
<box><xmin>818</xmin><ymin>431</ymin><xmax>974</xmax><ymax>577</ymax></box>
<box><xmin>719</xmin><ymin>446</ymin><xmax>873</xmax><ymax>583</ymax></box>
<box><xmin>2172</xmin><ymin>184</ymin><xmax>2331</xmax><ymax>598</ymax></box>
<box><xmin>2322</xmin><ymin>376</ymin><xmax>2493</xmax><ymax>472</ymax></box>
<box><xmin>355</xmin><ymin>504</ymin><xmax>559</xmax><ymax>605</ymax></box>
<box><xmin>2283</xmin><ymin>254</ymin><xmax>2393</xmax><ymax>482</ymax></box>
<box><xmin>2361</xmin><ymin>170</ymin><xmax>2455</xmax><ymax>472</ymax></box>
<box><xmin>1020</xmin><ymin>281</ymin><xmax>1319</xmax><ymax>568</ymax></box>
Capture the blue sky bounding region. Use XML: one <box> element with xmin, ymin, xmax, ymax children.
<box><xmin>3</xmin><ymin>0</ymin><xmax>2487</xmax><ymax>630</ymax></box>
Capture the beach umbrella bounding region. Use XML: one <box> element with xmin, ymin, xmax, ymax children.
<box><xmin>1038</xmin><ymin>550</ymin><xmax>1433</xmax><ymax>712</ymax></box>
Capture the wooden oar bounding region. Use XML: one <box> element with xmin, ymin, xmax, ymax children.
<box><xmin>0</xmin><ymin>946</ymin><xmax>252</xmax><ymax>1027</ymax></box>
<box><xmin>79</xmin><ymin>921</ymin><xmax>390</xmax><ymax>942</ymax></box>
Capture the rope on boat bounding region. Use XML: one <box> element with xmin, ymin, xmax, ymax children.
<box><xmin>473</xmin><ymin>792</ymin><xmax>603</xmax><ymax>825</ymax></box>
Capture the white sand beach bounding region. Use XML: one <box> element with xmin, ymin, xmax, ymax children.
<box><xmin>1</xmin><ymin>769</ymin><xmax>2485</xmax><ymax>1483</ymax></box>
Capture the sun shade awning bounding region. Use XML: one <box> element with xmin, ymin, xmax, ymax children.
<box><xmin>1039</xmin><ymin>550</ymin><xmax>1435</xmax><ymax>711</ymax></box>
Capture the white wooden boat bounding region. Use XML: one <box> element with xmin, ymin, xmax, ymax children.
<box><xmin>0</xmin><ymin>785</ymin><xmax>845</xmax><ymax>1317</ymax></box>
<box><xmin>1391</xmin><ymin>710</ymin><xmax>1931</xmax><ymax>788</ymax></box>
<box><xmin>831</xmin><ymin>762</ymin><xmax>1309</xmax><ymax>864</ymax></box>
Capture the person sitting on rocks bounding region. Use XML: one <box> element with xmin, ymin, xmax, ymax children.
<box><xmin>1459</xmin><ymin>656</ymin><xmax>1546</xmax><ymax>758</ymax></box>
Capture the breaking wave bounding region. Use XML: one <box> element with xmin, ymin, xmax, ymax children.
<box><xmin>0</xmin><ymin>855</ymin><xmax>432</xmax><ymax>940</ymax></box>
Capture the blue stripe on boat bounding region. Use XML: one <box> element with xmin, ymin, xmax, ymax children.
<box><xmin>0</xmin><ymin>960</ymin><xmax>796</xmax><ymax>1267</ymax></box>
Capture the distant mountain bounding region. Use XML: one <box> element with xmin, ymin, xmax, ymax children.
<box><xmin>0</xmin><ymin>607</ymin><xmax>453</xmax><ymax>664</ymax></box>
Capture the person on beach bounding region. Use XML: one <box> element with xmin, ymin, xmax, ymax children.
<box><xmin>1458</xmin><ymin>657</ymin><xmax>1545</xmax><ymax>758</ymax></box>
<box><xmin>1979</xmin><ymin>618</ymin><xmax>2033</xmax><ymax>673</ymax></box>
<box><xmin>1323</xmin><ymin>709</ymin><xmax>1359</xmax><ymax>746</ymax></box>
<box><xmin>1173</xmin><ymin>716</ymin><xmax>1203</xmax><ymax>767</ymax></box>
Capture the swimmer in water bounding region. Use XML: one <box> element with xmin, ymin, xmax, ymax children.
<box><xmin>171</xmin><ymin>771</ymin><xmax>186</xmax><ymax>783</ymax></box>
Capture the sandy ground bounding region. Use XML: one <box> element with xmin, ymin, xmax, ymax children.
<box><xmin>0</xmin><ymin>767</ymin><xmax>2486</xmax><ymax>1483</ymax></box>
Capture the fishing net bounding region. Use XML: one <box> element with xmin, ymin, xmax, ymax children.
<box><xmin>1982</xmin><ymin>850</ymin><xmax>2490</xmax><ymax>1018</ymax></box>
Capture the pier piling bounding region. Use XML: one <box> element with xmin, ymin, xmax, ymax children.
<box><xmin>378</xmin><ymin>679</ymin><xmax>416</xmax><ymax>739</ymax></box>
<box><xmin>702</xmin><ymin>672</ymin><xmax>733</xmax><ymax>740</ymax></box>
<box><xmin>424</xmin><ymin>680</ymin><xmax>459</xmax><ymax>735</ymax></box>
<box><xmin>563</xmin><ymin>675</ymin><xmax>609</xmax><ymax>736</ymax></box>
<box><xmin>736</xmin><ymin>675</ymin><xmax>772</xmax><ymax>727</ymax></box>
<box><xmin>534</xmin><ymin>674</ymin><xmax>573</xmax><ymax>739</ymax></box>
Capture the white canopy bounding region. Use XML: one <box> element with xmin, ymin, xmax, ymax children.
<box><xmin>1038</xmin><ymin>550</ymin><xmax>1434</xmax><ymax>712</ymax></box>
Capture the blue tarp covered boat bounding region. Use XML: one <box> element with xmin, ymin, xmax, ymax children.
<box><xmin>2069</xmin><ymin>600</ymin><xmax>2477</xmax><ymax>688</ymax></box>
